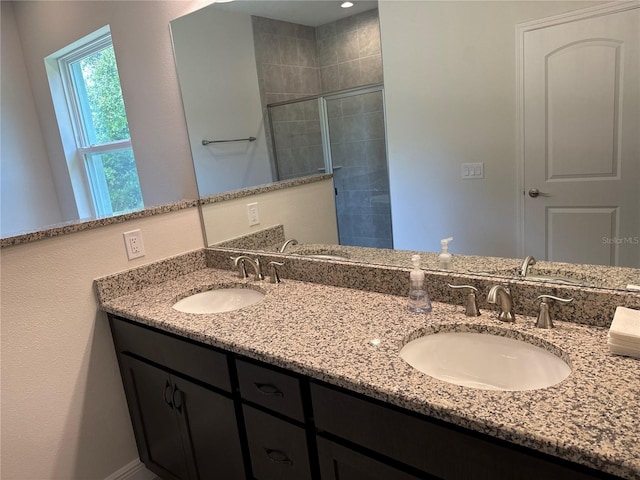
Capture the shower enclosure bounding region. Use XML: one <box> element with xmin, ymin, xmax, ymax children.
<box><xmin>268</xmin><ymin>84</ymin><xmax>393</xmax><ymax>249</ymax></box>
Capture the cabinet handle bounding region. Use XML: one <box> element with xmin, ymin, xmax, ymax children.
<box><xmin>254</xmin><ymin>383</ymin><xmax>284</xmax><ymax>397</ymax></box>
<box><xmin>163</xmin><ymin>380</ymin><xmax>173</xmax><ymax>408</ymax></box>
<box><xmin>172</xmin><ymin>385</ymin><xmax>183</xmax><ymax>413</ymax></box>
<box><xmin>264</xmin><ymin>448</ymin><xmax>293</xmax><ymax>466</ymax></box>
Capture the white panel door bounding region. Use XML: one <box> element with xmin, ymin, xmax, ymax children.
<box><xmin>523</xmin><ymin>6</ymin><xmax>639</xmax><ymax>267</ymax></box>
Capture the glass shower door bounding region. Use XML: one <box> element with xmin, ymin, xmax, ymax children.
<box><xmin>325</xmin><ymin>87</ymin><xmax>393</xmax><ymax>248</ymax></box>
<box><xmin>268</xmin><ymin>98</ymin><xmax>325</xmax><ymax>181</ymax></box>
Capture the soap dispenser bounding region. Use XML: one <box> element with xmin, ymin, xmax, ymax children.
<box><xmin>408</xmin><ymin>254</ymin><xmax>432</xmax><ymax>313</ymax></box>
<box><xmin>438</xmin><ymin>237</ymin><xmax>454</xmax><ymax>270</ymax></box>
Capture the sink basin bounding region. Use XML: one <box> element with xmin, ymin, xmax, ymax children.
<box><xmin>172</xmin><ymin>288</ymin><xmax>264</xmax><ymax>314</ymax></box>
<box><xmin>399</xmin><ymin>332</ymin><xmax>570</xmax><ymax>391</ymax></box>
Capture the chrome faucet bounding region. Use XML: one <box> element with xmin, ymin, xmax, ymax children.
<box><xmin>233</xmin><ymin>255</ymin><xmax>264</xmax><ymax>281</ymax></box>
<box><xmin>487</xmin><ymin>285</ymin><xmax>515</xmax><ymax>322</ymax></box>
<box><xmin>519</xmin><ymin>255</ymin><xmax>536</xmax><ymax>277</ymax></box>
<box><xmin>278</xmin><ymin>239</ymin><xmax>298</xmax><ymax>253</ymax></box>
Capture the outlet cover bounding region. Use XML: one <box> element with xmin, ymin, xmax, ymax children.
<box><xmin>123</xmin><ymin>230</ymin><xmax>145</xmax><ymax>260</ymax></box>
<box><xmin>247</xmin><ymin>202</ymin><xmax>260</xmax><ymax>226</ymax></box>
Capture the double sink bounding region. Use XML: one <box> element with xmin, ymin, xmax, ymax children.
<box><xmin>171</xmin><ymin>285</ymin><xmax>571</xmax><ymax>393</ymax></box>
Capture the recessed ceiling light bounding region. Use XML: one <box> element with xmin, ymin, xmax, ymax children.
<box><xmin>341</xmin><ymin>1</ymin><xmax>355</xmax><ymax>8</ymax></box>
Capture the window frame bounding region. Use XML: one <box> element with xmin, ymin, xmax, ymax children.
<box><xmin>51</xmin><ymin>28</ymin><xmax>140</xmax><ymax>217</ymax></box>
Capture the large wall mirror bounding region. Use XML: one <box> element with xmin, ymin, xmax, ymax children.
<box><xmin>1</xmin><ymin>1</ymin><xmax>199</xmax><ymax>241</ymax></box>
<box><xmin>171</xmin><ymin>0</ymin><xmax>639</xmax><ymax>290</ymax></box>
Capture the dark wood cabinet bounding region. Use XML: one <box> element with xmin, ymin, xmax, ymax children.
<box><xmin>317</xmin><ymin>437</ymin><xmax>427</xmax><ymax>480</ymax></box>
<box><xmin>243</xmin><ymin>404</ymin><xmax>313</xmax><ymax>480</ymax></box>
<box><xmin>120</xmin><ymin>355</ymin><xmax>192</xmax><ymax>480</ymax></box>
<box><xmin>109</xmin><ymin>314</ymin><xmax>621</xmax><ymax>480</ymax></box>
<box><xmin>236</xmin><ymin>359</ymin><xmax>305</xmax><ymax>422</ymax></box>
<box><xmin>110</xmin><ymin>317</ymin><xmax>244</xmax><ymax>480</ymax></box>
<box><xmin>311</xmin><ymin>382</ymin><xmax>614</xmax><ymax>480</ymax></box>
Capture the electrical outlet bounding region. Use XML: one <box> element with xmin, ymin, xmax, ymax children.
<box><xmin>247</xmin><ymin>202</ymin><xmax>260</xmax><ymax>226</ymax></box>
<box><xmin>123</xmin><ymin>229</ymin><xmax>145</xmax><ymax>260</ymax></box>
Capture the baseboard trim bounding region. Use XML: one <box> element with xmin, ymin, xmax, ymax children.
<box><xmin>104</xmin><ymin>458</ymin><xmax>157</xmax><ymax>480</ymax></box>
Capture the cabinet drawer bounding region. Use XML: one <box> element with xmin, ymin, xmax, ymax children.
<box><xmin>317</xmin><ymin>437</ymin><xmax>425</xmax><ymax>480</ymax></box>
<box><xmin>243</xmin><ymin>405</ymin><xmax>312</xmax><ymax>480</ymax></box>
<box><xmin>311</xmin><ymin>383</ymin><xmax>601</xmax><ymax>480</ymax></box>
<box><xmin>109</xmin><ymin>315</ymin><xmax>231</xmax><ymax>392</ymax></box>
<box><xmin>236</xmin><ymin>360</ymin><xmax>304</xmax><ymax>422</ymax></box>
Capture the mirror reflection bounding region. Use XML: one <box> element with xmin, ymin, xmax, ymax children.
<box><xmin>1</xmin><ymin>1</ymin><xmax>198</xmax><ymax>239</ymax></box>
<box><xmin>171</xmin><ymin>0</ymin><xmax>392</xmax><ymax>248</ymax></box>
<box><xmin>171</xmin><ymin>0</ymin><xmax>639</xmax><ymax>288</ymax></box>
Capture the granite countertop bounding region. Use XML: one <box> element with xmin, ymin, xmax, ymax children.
<box><xmin>279</xmin><ymin>243</ymin><xmax>640</xmax><ymax>291</ymax></box>
<box><xmin>97</xmin><ymin>267</ymin><xmax>640</xmax><ymax>479</ymax></box>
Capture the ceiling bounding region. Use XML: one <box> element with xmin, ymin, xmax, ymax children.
<box><xmin>213</xmin><ymin>0</ymin><xmax>378</xmax><ymax>27</ymax></box>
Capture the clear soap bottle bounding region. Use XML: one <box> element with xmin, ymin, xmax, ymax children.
<box><xmin>407</xmin><ymin>254</ymin><xmax>432</xmax><ymax>313</ymax></box>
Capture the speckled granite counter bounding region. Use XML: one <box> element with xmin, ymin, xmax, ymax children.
<box><xmin>96</xmin><ymin>264</ymin><xmax>640</xmax><ymax>479</ymax></box>
<box><xmin>260</xmin><ymin>242</ymin><xmax>640</xmax><ymax>292</ymax></box>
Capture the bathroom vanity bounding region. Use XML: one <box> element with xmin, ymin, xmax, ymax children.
<box><xmin>96</xmin><ymin>253</ymin><xmax>640</xmax><ymax>480</ymax></box>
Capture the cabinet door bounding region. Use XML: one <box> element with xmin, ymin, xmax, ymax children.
<box><xmin>174</xmin><ymin>377</ymin><xmax>245</xmax><ymax>480</ymax></box>
<box><xmin>317</xmin><ymin>438</ymin><xmax>426</xmax><ymax>480</ymax></box>
<box><xmin>119</xmin><ymin>355</ymin><xmax>190</xmax><ymax>480</ymax></box>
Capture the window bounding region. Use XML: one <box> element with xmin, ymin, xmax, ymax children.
<box><xmin>47</xmin><ymin>27</ymin><xmax>143</xmax><ymax>217</ymax></box>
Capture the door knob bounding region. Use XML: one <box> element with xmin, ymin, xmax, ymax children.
<box><xmin>528</xmin><ymin>188</ymin><xmax>550</xmax><ymax>198</ymax></box>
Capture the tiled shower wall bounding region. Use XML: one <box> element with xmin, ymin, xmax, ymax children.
<box><xmin>328</xmin><ymin>90</ymin><xmax>392</xmax><ymax>248</ymax></box>
<box><xmin>251</xmin><ymin>9</ymin><xmax>383</xmax><ymax>106</ymax></box>
<box><xmin>252</xmin><ymin>16</ymin><xmax>322</xmax><ymax>107</ymax></box>
<box><xmin>252</xmin><ymin>10</ymin><xmax>383</xmax><ymax>181</ymax></box>
<box><xmin>270</xmin><ymin>99</ymin><xmax>324</xmax><ymax>181</ymax></box>
<box><xmin>316</xmin><ymin>9</ymin><xmax>383</xmax><ymax>91</ymax></box>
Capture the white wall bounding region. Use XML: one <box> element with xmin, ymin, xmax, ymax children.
<box><xmin>202</xmin><ymin>178</ymin><xmax>339</xmax><ymax>245</ymax></box>
<box><xmin>171</xmin><ymin>6</ymin><xmax>273</xmax><ymax>197</ymax></box>
<box><xmin>379</xmin><ymin>0</ymin><xmax>601</xmax><ymax>258</ymax></box>
<box><xmin>10</xmin><ymin>0</ymin><xmax>203</xmax><ymax>222</ymax></box>
<box><xmin>1</xmin><ymin>1</ymin><xmax>214</xmax><ymax>479</ymax></box>
<box><xmin>1</xmin><ymin>2</ymin><xmax>63</xmax><ymax>236</ymax></box>
<box><xmin>0</xmin><ymin>208</ymin><xmax>204</xmax><ymax>480</ymax></box>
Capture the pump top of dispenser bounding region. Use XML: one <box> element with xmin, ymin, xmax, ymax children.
<box><xmin>438</xmin><ymin>237</ymin><xmax>453</xmax><ymax>270</ymax></box>
<box><xmin>410</xmin><ymin>255</ymin><xmax>424</xmax><ymax>283</ymax></box>
<box><xmin>440</xmin><ymin>237</ymin><xmax>453</xmax><ymax>253</ymax></box>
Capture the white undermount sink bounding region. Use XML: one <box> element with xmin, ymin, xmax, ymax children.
<box><xmin>399</xmin><ymin>332</ymin><xmax>570</xmax><ymax>391</ymax></box>
<box><xmin>172</xmin><ymin>288</ymin><xmax>264</xmax><ymax>314</ymax></box>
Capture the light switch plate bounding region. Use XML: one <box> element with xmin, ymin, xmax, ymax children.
<box><xmin>247</xmin><ymin>202</ymin><xmax>260</xmax><ymax>226</ymax></box>
<box><xmin>462</xmin><ymin>162</ymin><xmax>484</xmax><ymax>179</ymax></box>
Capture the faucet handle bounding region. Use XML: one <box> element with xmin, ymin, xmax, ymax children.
<box><xmin>230</xmin><ymin>256</ymin><xmax>249</xmax><ymax>279</ymax></box>
<box><xmin>535</xmin><ymin>295</ymin><xmax>573</xmax><ymax>328</ymax></box>
<box><xmin>268</xmin><ymin>261</ymin><xmax>285</xmax><ymax>284</ymax></box>
<box><xmin>448</xmin><ymin>284</ymin><xmax>480</xmax><ymax>316</ymax></box>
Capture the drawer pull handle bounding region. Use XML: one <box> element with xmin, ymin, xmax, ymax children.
<box><xmin>172</xmin><ymin>385</ymin><xmax>183</xmax><ymax>413</ymax></box>
<box><xmin>163</xmin><ymin>380</ymin><xmax>173</xmax><ymax>408</ymax></box>
<box><xmin>254</xmin><ymin>383</ymin><xmax>284</xmax><ymax>397</ymax></box>
<box><xmin>264</xmin><ymin>448</ymin><xmax>293</xmax><ymax>466</ymax></box>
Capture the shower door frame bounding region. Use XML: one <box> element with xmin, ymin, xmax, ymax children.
<box><xmin>267</xmin><ymin>83</ymin><xmax>392</xmax><ymax>247</ymax></box>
